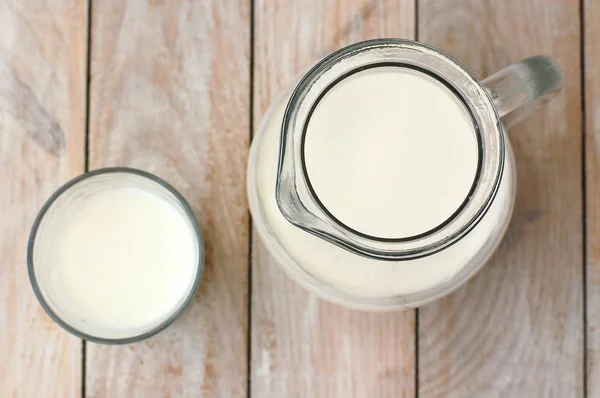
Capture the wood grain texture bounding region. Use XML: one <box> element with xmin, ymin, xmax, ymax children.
<box><xmin>86</xmin><ymin>1</ymin><xmax>250</xmax><ymax>397</ymax></box>
<box><xmin>250</xmin><ymin>1</ymin><xmax>416</xmax><ymax>397</ymax></box>
<box><xmin>0</xmin><ymin>0</ymin><xmax>87</xmax><ymax>397</ymax></box>
<box><xmin>418</xmin><ymin>1</ymin><xmax>583</xmax><ymax>397</ymax></box>
<box><xmin>585</xmin><ymin>0</ymin><xmax>600</xmax><ymax>396</ymax></box>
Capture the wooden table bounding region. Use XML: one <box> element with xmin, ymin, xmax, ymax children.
<box><xmin>0</xmin><ymin>1</ymin><xmax>592</xmax><ymax>397</ymax></box>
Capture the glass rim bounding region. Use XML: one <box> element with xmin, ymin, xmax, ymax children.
<box><xmin>276</xmin><ymin>38</ymin><xmax>505</xmax><ymax>261</ymax></box>
<box><xmin>27</xmin><ymin>167</ymin><xmax>205</xmax><ymax>345</ymax></box>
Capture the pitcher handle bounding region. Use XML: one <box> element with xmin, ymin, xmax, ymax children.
<box><xmin>482</xmin><ymin>56</ymin><xmax>564</xmax><ymax>127</ymax></box>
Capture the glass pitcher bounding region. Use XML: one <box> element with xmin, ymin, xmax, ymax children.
<box><xmin>247</xmin><ymin>39</ymin><xmax>563</xmax><ymax>310</ymax></box>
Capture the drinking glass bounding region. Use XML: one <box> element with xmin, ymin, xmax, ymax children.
<box><xmin>28</xmin><ymin>168</ymin><xmax>204</xmax><ymax>343</ymax></box>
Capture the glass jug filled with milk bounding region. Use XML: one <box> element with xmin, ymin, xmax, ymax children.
<box><xmin>248</xmin><ymin>39</ymin><xmax>563</xmax><ymax>310</ymax></box>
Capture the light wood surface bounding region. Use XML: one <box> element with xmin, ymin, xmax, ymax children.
<box><xmin>250</xmin><ymin>1</ymin><xmax>416</xmax><ymax>397</ymax></box>
<box><xmin>418</xmin><ymin>1</ymin><xmax>584</xmax><ymax>397</ymax></box>
<box><xmin>86</xmin><ymin>1</ymin><xmax>250</xmax><ymax>397</ymax></box>
<box><xmin>0</xmin><ymin>1</ymin><xmax>87</xmax><ymax>397</ymax></box>
<box><xmin>0</xmin><ymin>1</ymin><xmax>592</xmax><ymax>397</ymax></box>
<box><xmin>585</xmin><ymin>0</ymin><xmax>600</xmax><ymax>396</ymax></box>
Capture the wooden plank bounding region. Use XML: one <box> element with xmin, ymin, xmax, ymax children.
<box><xmin>585</xmin><ymin>0</ymin><xmax>600</xmax><ymax>396</ymax></box>
<box><xmin>0</xmin><ymin>1</ymin><xmax>87</xmax><ymax>397</ymax></box>
<box><xmin>418</xmin><ymin>1</ymin><xmax>583</xmax><ymax>397</ymax></box>
<box><xmin>251</xmin><ymin>1</ymin><xmax>416</xmax><ymax>397</ymax></box>
<box><xmin>86</xmin><ymin>1</ymin><xmax>250</xmax><ymax>397</ymax></box>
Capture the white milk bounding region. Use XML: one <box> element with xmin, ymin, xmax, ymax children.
<box><xmin>48</xmin><ymin>185</ymin><xmax>199</xmax><ymax>336</ymax></box>
<box><xmin>304</xmin><ymin>67</ymin><xmax>478</xmax><ymax>238</ymax></box>
<box><xmin>252</xmin><ymin>66</ymin><xmax>515</xmax><ymax>303</ymax></box>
